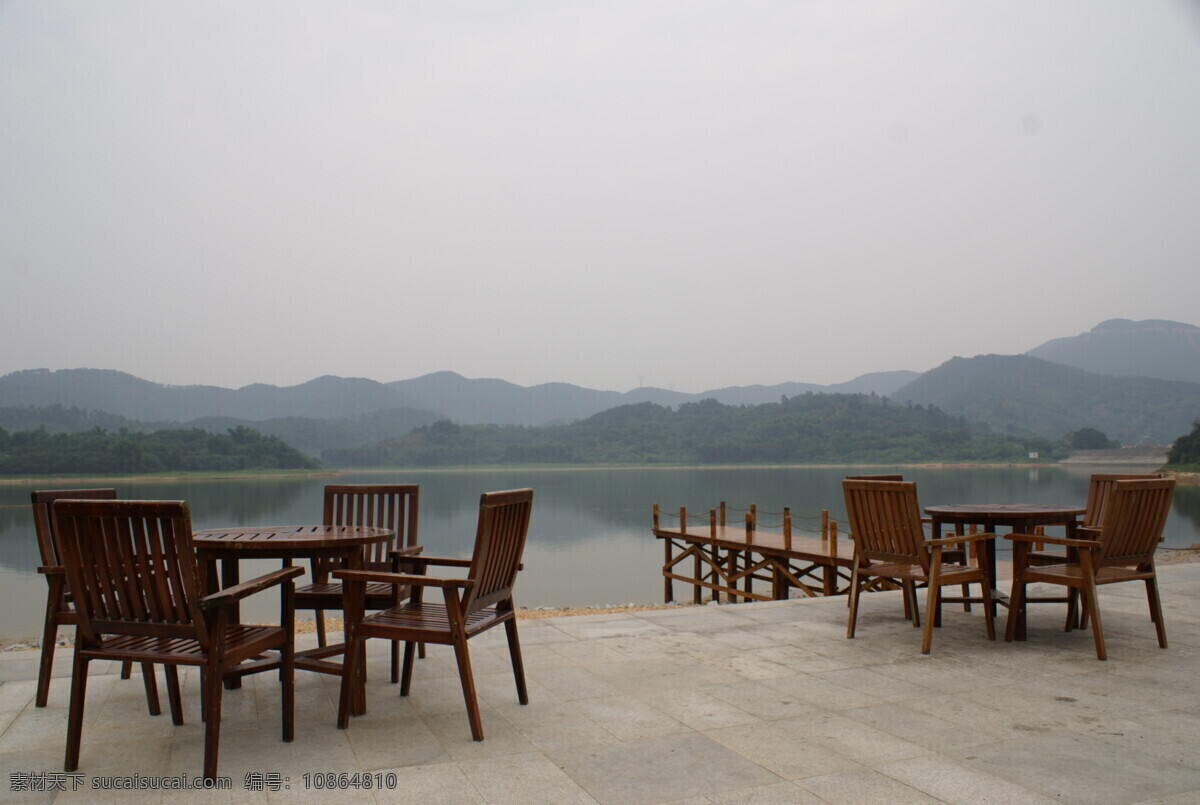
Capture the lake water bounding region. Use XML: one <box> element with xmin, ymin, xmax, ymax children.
<box><xmin>2</xmin><ymin>465</ymin><xmax>1196</xmax><ymax>639</ymax></box>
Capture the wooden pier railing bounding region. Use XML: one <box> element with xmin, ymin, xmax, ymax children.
<box><xmin>652</xmin><ymin>502</ymin><xmax>856</xmax><ymax>604</ymax></box>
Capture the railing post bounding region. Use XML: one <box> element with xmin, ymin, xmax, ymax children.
<box><xmin>821</xmin><ymin>509</ymin><xmax>829</xmax><ymax>540</ymax></box>
<box><xmin>653</xmin><ymin>503</ymin><xmax>660</xmax><ymax>531</ymax></box>
<box><xmin>708</xmin><ymin>509</ymin><xmax>719</xmax><ymax>602</ymax></box>
<box><xmin>680</xmin><ymin>506</ymin><xmax>687</xmax><ymax>536</ymax></box>
<box><xmin>783</xmin><ymin>507</ymin><xmax>792</xmax><ymax>551</ymax></box>
<box><xmin>719</xmin><ymin>501</ymin><xmax>726</xmax><ymax>526</ymax></box>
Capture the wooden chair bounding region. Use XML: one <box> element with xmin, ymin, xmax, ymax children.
<box><xmin>294</xmin><ymin>484</ymin><xmax>422</xmax><ymax>683</ymax></box>
<box><xmin>52</xmin><ymin>499</ymin><xmax>302</xmax><ymax>780</ymax></box>
<box><xmin>843</xmin><ymin>475</ymin><xmax>971</xmax><ymax>619</ymax></box>
<box><xmin>31</xmin><ymin>489</ymin><xmax>161</xmax><ymax>714</ymax></box>
<box><xmin>334</xmin><ymin>488</ymin><xmax>533</xmax><ymax>739</ymax></box>
<box><xmin>1026</xmin><ymin>473</ymin><xmax>1163</xmax><ymax>566</ymax></box>
<box><xmin>842</xmin><ymin>479</ymin><xmax>995</xmax><ymax>654</ymax></box>
<box><xmin>1005</xmin><ymin>478</ymin><xmax>1175</xmax><ymax>660</ymax></box>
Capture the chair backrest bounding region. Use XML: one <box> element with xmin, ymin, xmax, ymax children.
<box><xmin>31</xmin><ymin>488</ymin><xmax>118</xmax><ymax>568</ymax></box>
<box><xmin>1083</xmin><ymin>473</ymin><xmax>1163</xmax><ymax>529</ymax></box>
<box><xmin>463</xmin><ymin>489</ymin><xmax>533</xmax><ymax>616</ymax></box>
<box><xmin>320</xmin><ymin>485</ymin><xmax>419</xmax><ymax>573</ymax></box>
<box><xmin>51</xmin><ymin>499</ymin><xmax>207</xmax><ymax>648</ymax></box>
<box><xmin>1096</xmin><ymin>478</ymin><xmax>1175</xmax><ymax>567</ymax></box>
<box><xmin>842</xmin><ymin>479</ymin><xmax>927</xmax><ymax>569</ymax></box>
<box><xmin>844</xmin><ymin>474</ymin><xmax>905</xmax><ymax>482</ymax></box>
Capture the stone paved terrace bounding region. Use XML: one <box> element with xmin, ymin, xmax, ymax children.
<box><xmin>2</xmin><ymin>563</ymin><xmax>1199</xmax><ymax>804</ymax></box>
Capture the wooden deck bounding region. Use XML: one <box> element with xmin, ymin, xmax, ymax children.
<box><xmin>653</xmin><ymin>507</ymin><xmax>856</xmax><ymax>603</ymax></box>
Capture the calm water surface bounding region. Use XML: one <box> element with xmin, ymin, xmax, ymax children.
<box><xmin>2</xmin><ymin>465</ymin><xmax>1196</xmax><ymax>638</ymax></box>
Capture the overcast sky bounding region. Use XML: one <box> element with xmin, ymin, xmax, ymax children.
<box><xmin>2</xmin><ymin>1</ymin><xmax>1198</xmax><ymax>393</ymax></box>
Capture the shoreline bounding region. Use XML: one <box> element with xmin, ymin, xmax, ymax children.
<box><xmin>0</xmin><ymin>460</ymin><xmax>1156</xmax><ymax>486</ymax></box>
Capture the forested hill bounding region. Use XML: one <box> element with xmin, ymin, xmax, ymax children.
<box><xmin>323</xmin><ymin>394</ymin><xmax>1060</xmax><ymax>467</ymax></box>
<box><xmin>892</xmin><ymin>355</ymin><xmax>1200</xmax><ymax>444</ymax></box>
<box><xmin>0</xmin><ymin>426</ymin><xmax>319</xmax><ymax>474</ymax></box>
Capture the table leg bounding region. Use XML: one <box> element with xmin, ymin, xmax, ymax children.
<box><xmin>343</xmin><ymin>550</ymin><xmax>368</xmax><ymax>717</ymax></box>
<box><xmin>983</xmin><ymin>525</ymin><xmax>1000</xmax><ymax>618</ymax></box>
<box><xmin>221</xmin><ymin>557</ymin><xmax>243</xmax><ymax>690</ymax></box>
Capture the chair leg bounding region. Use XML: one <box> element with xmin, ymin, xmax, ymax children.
<box><xmin>418</xmin><ymin>642</ymin><xmax>426</xmax><ymax>659</ymax></box>
<box><xmin>1145</xmin><ymin>576</ymin><xmax>1168</xmax><ymax>649</ymax></box>
<box><xmin>1004</xmin><ymin>574</ymin><xmax>1025</xmax><ymax>642</ymax></box>
<box><xmin>400</xmin><ymin>641</ymin><xmax>417</xmax><ymax>696</ymax></box>
<box><xmin>450</xmin><ymin>636</ymin><xmax>484</xmax><ymax>741</ymax></box>
<box><xmin>165</xmin><ymin>666</ymin><xmax>184</xmax><ymax>725</ymax></box>
<box><xmin>202</xmin><ymin>666</ymin><xmax>223</xmax><ymax>781</ymax></box>
<box><xmin>906</xmin><ymin>582</ymin><xmax>921</xmax><ymax>628</ymax></box>
<box><xmin>921</xmin><ymin>564</ymin><xmax>941</xmax><ymax>655</ymax></box>
<box><xmin>390</xmin><ymin>640</ymin><xmax>400</xmax><ymax>684</ymax></box>
<box><xmin>121</xmin><ymin>661</ymin><xmax>132</xmax><ymax>679</ymax></box>
<box><xmin>336</xmin><ymin>638</ymin><xmax>357</xmax><ymax>729</ymax></box>
<box><xmin>141</xmin><ymin>663</ymin><xmax>161</xmax><ymax>716</ymax></box>
<box><xmin>315</xmin><ymin>609</ymin><xmax>327</xmax><ymax>648</ymax></box>
<box><xmin>282</xmin><ymin>642</ymin><xmax>295</xmax><ymax>743</ymax></box>
<box><xmin>846</xmin><ymin>564</ymin><xmax>862</xmax><ymax>639</ymax></box>
<box><xmin>64</xmin><ymin>650</ymin><xmax>89</xmax><ymax>772</ymax></box>
<box><xmin>1078</xmin><ymin>582</ymin><xmax>1105</xmax><ymax>660</ymax></box>
<box><xmin>979</xmin><ymin>574</ymin><xmax>996</xmax><ymax>641</ymax></box>
<box><xmin>36</xmin><ymin>590</ymin><xmax>60</xmax><ymax>708</ymax></box>
<box><xmin>504</xmin><ymin>618</ymin><xmax>529</xmax><ymax>705</ymax></box>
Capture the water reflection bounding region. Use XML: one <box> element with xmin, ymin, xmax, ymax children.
<box><xmin>1</xmin><ymin>466</ymin><xmax>1195</xmax><ymax>638</ymax></box>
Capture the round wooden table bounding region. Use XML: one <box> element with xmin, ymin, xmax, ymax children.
<box><xmin>923</xmin><ymin>504</ymin><xmax>1085</xmax><ymax>613</ymax></box>
<box><xmin>193</xmin><ymin>524</ymin><xmax>392</xmax><ymax>713</ymax></box>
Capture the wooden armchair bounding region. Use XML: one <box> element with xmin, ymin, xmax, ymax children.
<box><xmin>844</xmin><ymin>474</ymin><xmax>971</xmax><ymax>619</ymax></box>
<box><xmin>1026</xmin><ymin>473</ymin><xmax>1162</xmax><ymax>566</ymax></box>
<box><xmin>334</xmin><ymin>488</ymin><xmax>533</xmax><ymax>740</ymax></box>
<box><xmin>31</xmin><ymin>488</ymin><xmax>162</xmax><ymax>714</ymax></box>
<box><xmin>295</xmin><ymin>485</ymin><xmax>422</xmax><ymax>683</ymax></box>
<box><xmin>842</xmin><ymin>479</ymin><xmax>995</xmax><ymax>654</ymax></box>
<box><xmin>1005</xmin><ymin>477</ymin><xmax>1174</xmax><ymax>660</ymax></box>
<box><xmin>52</xmin><ymin>499</ymin><xmax>302</xmax><ymax>781</ymax></box>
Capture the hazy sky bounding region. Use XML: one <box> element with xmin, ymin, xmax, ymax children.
<box><xmin>2</xmin><ymin>2</ymin><xmax>1199</xmax><ymax>393</ymax></box>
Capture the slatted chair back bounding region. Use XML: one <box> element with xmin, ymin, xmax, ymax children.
<box><xmin>32</xmin><ymin>489</ymin><xmax>118</xmax><ymax>569</ymax></box>
<box><xmin>844</xmin><ymin>475</ymin><xmax>905</xmax><ymax>481</ymax></box>
<box><xmin>1095</xmin><ymin>478</ymin><xmax>1175</xmax><ymax>567</ymax></box>
<box><xmin>1083</xmin><ymin>473</ymin><xmax>1163</xmax><ymax>529</ymax></box>
<box><xmin>462</xmin><ymin>489</ymin><xmax>533</xmax><ymax>616</ymax></box>
<box><xmin>318</xmin><ymin>485</ymin><xmax>419</xmax><ymax>575</ymax></box>
<box><xmin>52</xmin><ymin>499</ymin><xmax>207</xmax><ymax>648</ymax></box>
<box><xmin>842</xmin><ymin>479</ymin><xmax>928</xmax><ymax>570</ymax></box>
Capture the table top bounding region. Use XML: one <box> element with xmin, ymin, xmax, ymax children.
<box><xmin>193</xmin><ymin>524</ymin><xmax>393</xmax><ymax>553</ymax></box>
<box><xmin>924</xmin><ymin>504</ymin><xmax>1085</xmax><ymax>522</ymax></box>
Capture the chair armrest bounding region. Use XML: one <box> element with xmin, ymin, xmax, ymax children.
<box><xmin>1007</xmin><ymin>533</ymin><xmax>1102</xmax><ymax>550</ymax></box>
<box><xmin>391</xmin><ymin>545</ymin><xmax>423</xmax><ymax>557</ymax></box>
<box><xmin>201</xmin><ymin>566</ymin><xmax>305</xmax><ymax>610</ymax></box>
<box><xmin>37</xmin><ymin>565</ymin><xmax>65</xmax><ymax>576</ymax></box>
<box><xmin>394</xmin><ymin>554</ymin><xmax>473</xmax><ymax>568</ymax></box>
<box><xmin>333</xmin><ymin>568</ymin><xmax>474</xmax><ymax>590</ymax></box>
<box><xmin>927</xmin><ymin>532</ymin><xmax>992</xmax><ymax>548</ymax></box>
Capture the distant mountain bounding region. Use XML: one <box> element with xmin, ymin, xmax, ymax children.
<box><xmin>0</xmin><ymin>368</ymin><xmax>918</xmax><ymax>428</ymax></box>
<box><xmin>1026</xmin><ymin>319</ymin><xmax>1200</xmax><ymax>384</ymax></box>
<box><xmin>893</xmin><ymin>354</ymin><xmax>1200</xmax><ymax>444</ymax></box>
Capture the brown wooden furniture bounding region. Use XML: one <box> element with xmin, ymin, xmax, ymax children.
<box><xmin>295</xmin><ymin>485</ymin><xmax>421</xmax><ymax>684</ymax></box>
<box><xmin>192</xmin><ymin>523</ymin><xmax>392</xmax><ymax>712</ymax></box>
<box><xmin>845</xmin><ymin>475</ymin><xmax>970</xmax><ymax>619</ymax></box>
<box><xmin>31</xmin><ymin>489</ymin><xmax>162</xmax><ymax>714</ymax></box>
<box><xmin>1005</xmin><ymin>477</ymin><xmax>1175</xmax><ymax>659</ymax></box>
<box><xmin>923</xmin><ymin>503</ymin><xmax>1085</xmax><ymax>614</ymax></box>
<box><xmin>843</xmin><ymin>479</ymin><xmax>996</xmax><ymax>654</ymax></box>
<box><xmin>1027</xmin><ymin>473</ymin><xmax>1162</xmax><ymax>566</ymax></box>
<box><xmin>52</xmin><ymin>499</ymin><xmax>301</xmax><ymax>781</ymax></box>
<box><xmin>334</xmin><ymin>488</ymin><xmax>533</xmax><ymax>740</ymax></box>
